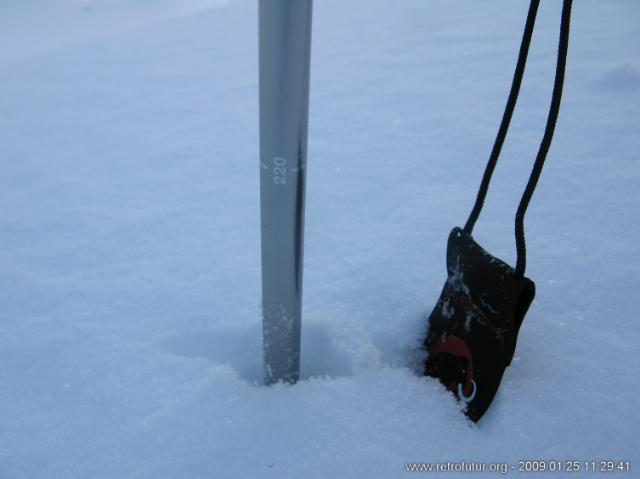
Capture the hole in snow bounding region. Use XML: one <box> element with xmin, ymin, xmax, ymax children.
<box><xmin>157</xmin><ymin>318</ymin><xmax>385</xmax><ymax>384</ymax></box>
<box><xmin>158</xmin><ymin>326</ymin><xmax>263</xmax><ymax>383</ymax></box>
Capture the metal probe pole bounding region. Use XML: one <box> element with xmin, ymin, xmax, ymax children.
<box><xmin>259</xmin><ymin>0</ymin><xmax>312</xmax><ymax>384</ymax></box>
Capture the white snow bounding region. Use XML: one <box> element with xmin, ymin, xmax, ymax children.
<box><xmin>1</xmin><ymin>0</ymin><xmax>639</xmax><ymax>477</ymax></box>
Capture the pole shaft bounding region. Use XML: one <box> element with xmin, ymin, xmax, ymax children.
<box><xmin>259</xmin><ymin>0</ymin><xmax>312</xmax><ymax>384</ymax></box>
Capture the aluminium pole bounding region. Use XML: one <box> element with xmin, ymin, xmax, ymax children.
<box><xmin>259</xmin><ymin>0</ymin><xmax>312</xmax><ymax>384</ymax></box>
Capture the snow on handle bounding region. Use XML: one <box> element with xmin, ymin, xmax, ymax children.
<box><xmin>259</xmin><ymin>0</ymin><xmax>313</xmax><ymax>384</ymax></box>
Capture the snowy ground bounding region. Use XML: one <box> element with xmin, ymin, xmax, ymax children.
<box><xmin>1</xmin><ymin>0</ymin><xmax>639</xmax><ymax>477</ymax></box>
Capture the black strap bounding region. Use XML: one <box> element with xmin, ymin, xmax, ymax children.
<box><xmin>463</xmin><ymin>0</ymin><xmax>540</xmax><ymax>235</ymax></box>
<box><xmin>514</xmin><ymin>0</ymin><xmax>572</xmax><ymax>276</ymax></box>
<box><xmin>463</xmin><ymin>0</ymin><xmax>573</xmax><ymax>278</ymax></box>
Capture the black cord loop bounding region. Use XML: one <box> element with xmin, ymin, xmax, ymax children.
<box><xmin>463</xmin><ymin>0</ymin><xmax>573</xmax><ymax>278</ymax></box>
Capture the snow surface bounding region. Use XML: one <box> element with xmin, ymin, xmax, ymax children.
<box><xmin>1</xmin><ymin>0</ymin><xmax>639</xmax><ymax>477</ymax></box>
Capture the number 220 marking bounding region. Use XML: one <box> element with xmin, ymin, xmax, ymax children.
<box><xmin>273</xmin><ymin>156</ymin><xmax>287</xmax><ymax>185</ymax></box>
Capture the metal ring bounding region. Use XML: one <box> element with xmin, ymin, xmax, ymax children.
<box><xmin>458</xmin><ymin>379</ymin><xmax>477</xmax><ymax>403</ymax></box>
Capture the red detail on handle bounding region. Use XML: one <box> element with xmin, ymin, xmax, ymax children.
<box><xmin>429</xmin><ymin>335</ymin><xmax>475</xmax><ymax>398</ymax></box>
